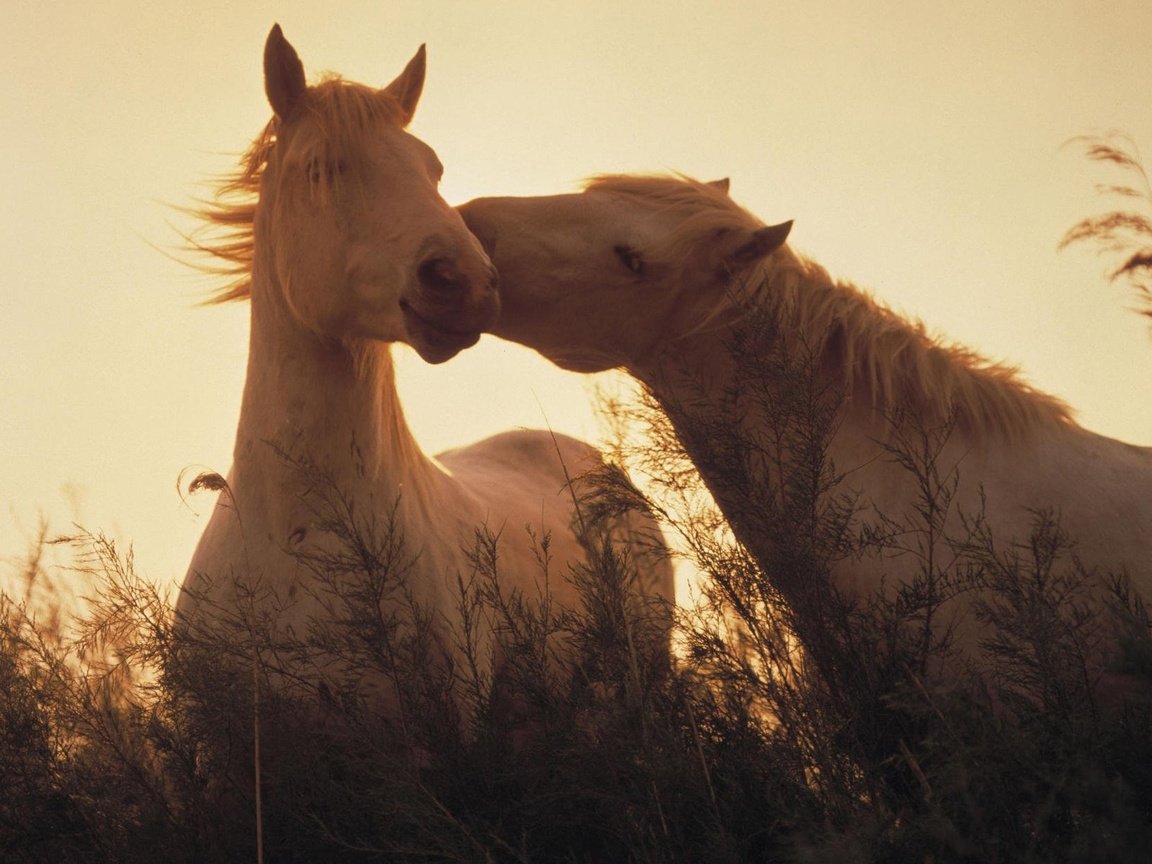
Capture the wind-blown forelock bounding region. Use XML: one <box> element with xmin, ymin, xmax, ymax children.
<box><xmin>187</xmin><ymin>76</ymin><xmax>406</xmax><ymax>304</ymax></box>
<box><xmin>591</xmin><ymin>173</ymin><xmax>1075</xmax><ymax>439</ymax></box>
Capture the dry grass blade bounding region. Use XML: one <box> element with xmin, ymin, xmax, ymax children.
<box><xmin>1063</xmin><ymin>132</ymin><xmax>1152</xmax><ymax>320</ymax></box>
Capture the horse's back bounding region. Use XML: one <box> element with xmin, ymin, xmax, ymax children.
<box><xmin>437</xmin><ymin>428</ymin><xmax>600</xmax><ymax>484</ymax></box>
<box><xmin>438</xmin><ymin>428</ymin><xmax>674</xmax><ymax>606</ymax></box>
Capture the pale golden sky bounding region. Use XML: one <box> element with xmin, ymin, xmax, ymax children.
<box><xmin>3</xmin><ymin>0</ymin><xmax>1151</xmax><ymax>588</ymax></box>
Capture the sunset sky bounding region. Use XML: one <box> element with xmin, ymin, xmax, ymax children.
<box><xmin>3</xmin><ymin>0</ymin><xmax>1151</xmax><ymax>592</ymax></box>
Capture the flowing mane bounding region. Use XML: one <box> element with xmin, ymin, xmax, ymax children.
<box><xmin>189</xmin><ymin>75</ymin><xmax>409</xmax><ymax>304</ymax></box>
<box><xmin>763</xmin><ymin>255</ymin><xmax>1077</xmax><ymax>439</ymax></box>
<box><xmin>588</xmin><ymin>173</ymin><xmax>1075</xmax><ymax>439</ymax></box>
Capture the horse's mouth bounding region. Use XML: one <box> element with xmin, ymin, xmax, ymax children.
<box><xmin>400</xmin><ymin>300</ymin><xmax>483</xmax><ymax>363</ymax></box>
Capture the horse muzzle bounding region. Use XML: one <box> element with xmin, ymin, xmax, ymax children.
<box><xmin>400</xmin><ymin>247</ymin><xmax>500</xmax><ymax>363</ymax></box>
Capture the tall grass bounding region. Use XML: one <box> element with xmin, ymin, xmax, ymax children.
<box><xmin>5</xmin><ymin>392</ymin><xmax>1150</xmax><ymax>862</ymax></box>
<box><xmin>1063</xmin><ymin>132</ymin><xmax>1152</xmax><ymax>322</ymax></box>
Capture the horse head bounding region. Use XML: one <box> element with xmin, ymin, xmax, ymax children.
<box><xmin>459</xmin><ymin>175</ymin><xmax>790</xmax><ymax>371</ymax></box>
<box><xmin>258</xmin><ymin>25</ymin><xmax>497</xmax><ymax>363</ymax></box>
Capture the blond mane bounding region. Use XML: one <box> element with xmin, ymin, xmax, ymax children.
<box><xmin>590</xmin><ymin>174</ymin><xmax>1075</xmax><ymax>439</ymax></box>
<box><xmin>770</xmin><ymin>257</ymin><xmax>1076</xmax><ymax>438</ymax></box>
<box><xmin>189</xmin><ymin>76</ymin><xmax>408</xmax><ymax>304</ymax></box>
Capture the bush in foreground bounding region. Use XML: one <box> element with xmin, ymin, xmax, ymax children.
<box><xmin>4</xmin><ymin>400</ymin><xmax>1152</xmax><ymax>863</ymax></box>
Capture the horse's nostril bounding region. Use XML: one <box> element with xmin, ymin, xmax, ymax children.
<box><xmin>418</xmin><ymin>257</ymin><xmax>463</xmax><ymax>293</ymax></box>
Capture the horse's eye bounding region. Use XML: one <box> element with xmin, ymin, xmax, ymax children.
<box><xmin>614</xmin><ymin>245</ymin><xmax>645</xmax><ymax>276</ymax></box>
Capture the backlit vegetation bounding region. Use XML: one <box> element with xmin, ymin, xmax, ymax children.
<box><xmin>1063</xmin><ymin>132</ymin><xmax>1152</xmax><ymax>321</ymax></box>
<box><xmin>6</xmin><ymin>369</ymin><xmax>1151</xmax><ymax>862</ymax></box>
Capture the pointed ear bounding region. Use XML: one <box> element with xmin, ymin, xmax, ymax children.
<box><xmin>382</xmin><ymin>45</ymin><xmax>426</xmax><ymax>127</ymax></box>
<box><xmin>707</xmin><ymin>177</ymin><xmax>730</xmax><ymax>194</ymax></box>
<box><xmin>727</xmin><ymin>221</ymin><xmax>793</xmax><ymax>268</ymax></box>
<box><xmin>264</xmin><ymin>24</ymin><xmax>307</xmax><ymax>120</ymax></box>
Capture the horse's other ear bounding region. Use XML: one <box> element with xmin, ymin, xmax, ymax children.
<box><xmin>382</xmin><ymin>44</ymin><xmax>427</xmax><ymax>127</ymax></box>
<box><xmin>727</xmin><ymin>221</ymin><xmax>793</xmax><ymax>268</ymax></box>
<box><xmin>264</xmin><ymin>24</ymin><xmax>307</xmax><ymax>120</ymax></box>
<box><xmin>707</xmin><ymin>177</ymin><xmax>731</xmax><ymax>194</ymax></box>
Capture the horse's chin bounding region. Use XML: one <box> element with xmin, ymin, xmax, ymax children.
<box><xmin>401</xmin><ymin>303</ymin><xmax>483</xmax><ymax>363</ymax></box>
<box><xmin>549</xmin><ymin>349</ymin><xmax>618</xmax><ymax>374</ymax></box>
<box><xmin>410</xmin><ymin>331</ymin><xmax>481</xmax><ymax>364</ymax></box>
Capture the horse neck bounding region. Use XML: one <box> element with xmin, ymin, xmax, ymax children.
<box><xmin>631</xmin><ymin>253</ymin><xmax>872</xmax><ymax>453</ymax></box>
<box><xmin>629</xmin><ymin>257</ymin><xmax>974</xmax><ymax>587</ymax></box>
<box><xmin>651</xmin><ymin>252</ymin><xmax>1070</xmax><ymax>450</ymax></box>
<box><xmin>233</xmin><ymin>259</ymin><xmax>440</xmax><ymax>517</ymax></box>
<box><xmin>632</xmin><ymin>253</ymin><xmax>1080</xmax><ymax>611</ymax></box>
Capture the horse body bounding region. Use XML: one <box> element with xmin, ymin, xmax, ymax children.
<box><xmin>180</xmin><ymin>31</ymin><xmax>672</xmax><ymax>694</ymax></box>
<box><xmin>460</xmin><ymin>175</ymin><xmax>1152</xmax><ymax>677</ymax></box>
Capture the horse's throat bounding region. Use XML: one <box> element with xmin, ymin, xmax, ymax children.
<box><xmin>236</xmin><ymin>299</ymin><xmax>418</xmax><ymax>494</ymax></box>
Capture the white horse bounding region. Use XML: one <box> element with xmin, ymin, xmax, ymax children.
<box><xmin>179</xmin><ymin>30</ymin><xmax>672</xmax><ymax>698</ymax></box>
<box><xmin>460</xmin><ymin>174</ymin><xmax>1152</xmax><ymax>691</ymax></box>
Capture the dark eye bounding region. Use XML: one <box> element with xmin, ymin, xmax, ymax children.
<box><xmin>614</xmin><ymin>245</ymin><xmax>645</xmax><ymax>275</ymax></box>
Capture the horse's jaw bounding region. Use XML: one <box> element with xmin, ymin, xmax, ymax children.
<box><xmin>399</xmin><ymin>298</ymin><xmax>486</xmax><ymax>364</ymax></box>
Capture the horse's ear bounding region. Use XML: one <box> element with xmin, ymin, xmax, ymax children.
<box><xmin>264</xmin><ymin>24</ymin><xmax>307</xmax><ymax>120</ymax></box>
<box><xmin>382</xmin><ymin>45</ymin><xmax>426</xmax><ymax>127</ymax></box>
<box><xmin>727</xmin><ymin>221</ymin><xmax>793</xmax><ymax>268</ymax></box>
<box><xmin>707</xmin><ymin>178</ymin><xmax>731</xmax><ymax>194</ymax></box>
